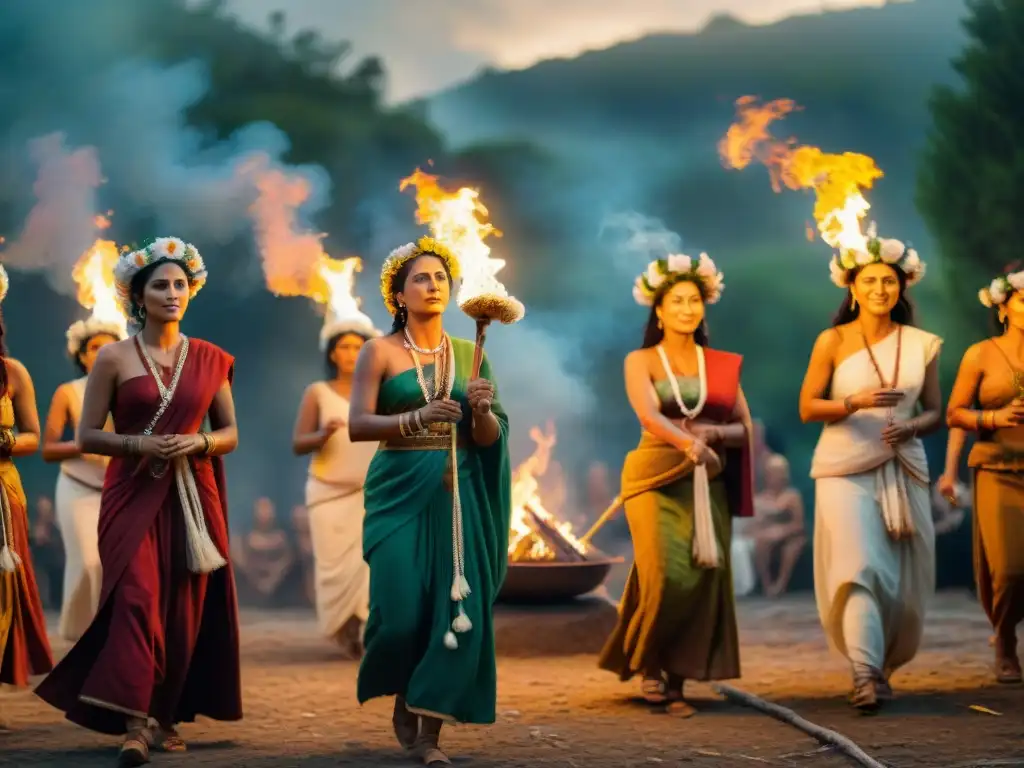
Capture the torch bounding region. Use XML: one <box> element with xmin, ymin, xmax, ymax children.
<box><xmin>459</xmin><ymin>284</ymin><xmax>525</xmax><ymax>379</ymax></box>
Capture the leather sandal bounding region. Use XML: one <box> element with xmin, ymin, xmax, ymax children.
<box><xmin>996</xmin><ymin>655</ymin><xmax>1022</xmax><ymax>684</ymax></box>
<box><xmin>641</xmin><ymin>675</ymin><xmax>668</xmax><ymax>704</ymax></box>
<box><xmin>155</xmin><ymin>726</ymin><xmax>187</xmax><ymax>752</ymax></box>
<box><xmin>118</xmin><ymin>728</ymin><xmax>152</xmax><ymax>766</ymax></box>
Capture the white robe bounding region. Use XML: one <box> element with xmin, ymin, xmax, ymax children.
<box><xmin>810</xmin><ymin>325</ymin><xmax>940</xmax><ymax>673</ymax></box>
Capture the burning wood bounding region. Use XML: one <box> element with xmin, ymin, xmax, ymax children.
<box><xmin>508</xmin><ymin>423</ymin><xmax>591</xmax><ymax>563</ymax></box>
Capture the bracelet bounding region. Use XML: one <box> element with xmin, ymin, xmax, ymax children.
<box><xmin>121</xmin><ymin>435</ymin><xmax>141</xmax><ymax>455</ymax></box>
<box><xmin>413</xmin><ymin>409</ymin><xmax>424</xmax><ymax>432</ymax></box>
<box><xmin>399</xmin><ymin>413</ymin><xmax>410</xmax><ymax>438</ymax></box>
<box><xmin>987</xmin><ymin>411</ymin><xmax>996</xmax><ymax>430</ymax></box>
<box><xmin>199</xmin><ymin>431</ymin><xmax>214</xmax><ymax>455</ymax></box>
<box><xmin>844</xmin><ymin>395</ymin><xmax>856</xmax><ymax>414</ymax></box>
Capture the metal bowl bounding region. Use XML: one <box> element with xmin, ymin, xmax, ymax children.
<box><xmin>497</xmin><ymin>557</ymin><xmax>624</xmax><ymax>603</ymax></box>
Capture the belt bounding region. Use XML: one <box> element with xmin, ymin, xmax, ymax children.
<box><xmin>379</xmin><ymin>424</ymin><xmax>465</xmax><ymax>452</ymax></box>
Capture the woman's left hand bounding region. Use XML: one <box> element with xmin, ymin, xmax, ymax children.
<box><xmin>163</xmin><ymin>434</ymin><xmax>206</xmax><ymax>459</ymax></box>
<box><xmin>687</xmin><ymin>421</ymin><xmax>722</xmax><ymax>444</ymax></box>
<box><xmin>881</xmin><ymin>420</ymin><xmax>916</xmax><ymax>446</ymax></box>
<box><xmin>467</xmin><ymin>378</ymin><xmax>495</xmax><ymax>415</ymax></box>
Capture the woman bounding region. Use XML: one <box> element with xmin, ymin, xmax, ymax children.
<box><xmin>348</xmin><ymin>237</ymin><xmax>511</xmax><ymax>767</ymax></box>
<box><xmin>42</xmin><ymin>316</ymin><xmax>124</xmax><ymax>641</ymax></box>
<box><xmin>940</xmin><ymin>267</ymin><xmax>1024</xmax><ymax>683</ymax></box>
<box><xmin>292</xmin><ymin>308</ymin><xmax>380</xmax><ymax>656</ymax></box>
<box><xmin>35</xmin><ymin>237</ymin><xmax>242</xmax><ymax>764</ymax></box>
<box><xmin>749</xmin><ymin>454</ymin><xmax>807</xmax><ymax>597</ymax></box>
<box><xmin>597</xmin><ymin>251</ymin><xmax>754</xmax><ymax>717</ymax></box>
<box><xmin>798</xmin><ymin>229</ymin><xmax>940</xmax><ymax>711</ymax></box>
<box><xmin>0</xmin><ymin>264</ymin><xmax>55</xmax><ymax>717</ymax></box>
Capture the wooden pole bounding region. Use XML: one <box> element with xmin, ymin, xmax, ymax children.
<box><xmin>471</xmin><ymin>317</ymin><xmax>491</xmax><ymax>378</ymax></box>
<box><xmin>578</xmin><ymin>495</ymin><xmax>623</xmax><ymax>547</ymax></box>
<box><xmin>711</xmin><ymin>683</ymin><xmax>888</xmax><ymax>768</ymax></box>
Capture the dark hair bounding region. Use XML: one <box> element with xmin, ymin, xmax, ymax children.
<box><xmin>830</xmin><ymin>264</ymin><xmax>916</xmax><ymax>327</ymax></box>
<box><xmin>641</xmin><ymin>276</ymin><xmax>710</xmax><ymax>348</ymax></box>
<box><xmin>323</xmin><ymin>331</ymin><xmax>372</xmax><ymax>379</ymax></box>
<box><xmin>129</xmin><ymin>258</ymin><xmax>197</xmax><ymax>327</ymax></box>
<box><xmin>389</xmin><ymin>252</ymin><xmax>454</xmax><ymax>333</ymax></box>
<box><xmin>71</xmin><ymin>333</ymin><xmax>113</xmax><ymax>376</ymax></box>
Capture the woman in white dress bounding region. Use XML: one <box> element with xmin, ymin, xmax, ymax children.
<box><xmin>41</xmin><ymin>317</ymin><xmax>124</xmax><ymax>641</ymax></box>
<box><xmin>798</xmin><ymin>228</ymin><xmax>941</xmax><ymax>711</ymax></box>
<box><xmin>292</xmin><ymin>307</ymin><xmax>380</xmax><ymax>656</ymax></box>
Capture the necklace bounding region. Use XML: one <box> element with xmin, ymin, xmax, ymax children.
<box><xmin>404</xmin><ymin>327</ymin><xmax>445</xmax><ymax>356</ymax></box>
<box><xmin>656</xmin><ymin>344</ymin><xmax>708</xmax><ymax>420</ymax></box>
<box><xmin>135</xmin><ymin>335</ymin><xmax>190</xmax><ymax>478</ymax></box>
<box><xmin>862</xmin><ymin>324</ymin><xmax>902</xmax><ymax>426</ymax></box>
<box><xmin>409</xmin><ymin>335</ymin><xmax>453</xmax><ymax>405</ymax></box>
<box><xmin>989</xmin><ymin>339</ymin><xmax>1024</xmax><ymax>398</ymax></box>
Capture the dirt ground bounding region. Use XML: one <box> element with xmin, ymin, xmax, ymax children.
<box><xmin>0</xmin><ymin>591</ymin><xmax>1020</xmax><ymax>767</ymax></box>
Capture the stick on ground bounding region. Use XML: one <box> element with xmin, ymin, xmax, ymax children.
<box><xmin>711</xmin><ymin>683</ymin><xmax>888</xmax><ymax>768</ymax></box>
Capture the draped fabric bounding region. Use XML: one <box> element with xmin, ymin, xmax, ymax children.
<box><xmin>35</xmin><ymin>338</ymin><xmax>242</xmax><ymax>734</ymax></box>
<box><xmin>598</xmin><ymin>347</ymin><xmax>752</xmax><ymax>682</ymax></box>
<box><xmin>810</xmin><ymin>325</ymin><xmax>939</xmax><ymax>673</ymax></box>
<box><xmin>0</xmin><ymin>394</ymin><xmax>54</xmax><ymax>687</ymax></box>
<box><xmin>356</xmin><ymin>338</ymin><xmax>511</xmax><ymax>725</ymax></box>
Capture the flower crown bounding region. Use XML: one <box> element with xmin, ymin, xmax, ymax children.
<box><xmin>0</xmin><ymin>264</ymin><xmax>8</xmax><ymax>304</ymax></box>
<box><xmin>632</xmin><ymin>252</ymin><xmax>725</xmax><ymax>306</ymax></box>
<box><xmin>978</xmin><ymin>268</ymin><xmax>1024</xmax><ymax>308</ymax></box>
<box><xmin>829</xmin><ymin>223</ymin><xmax>925</xmax><ymax>288</ymax></box>
<box><xmin>113</xmin><ymin>236</ymin><xmax>208</xmax><ymax>317</ymax></box>
<box><xmin>319</xmin><ymin>311</ymin><xmax>381</xmax><ymax>351</ymax></box>
<box><xmin>66</xmin><ymin>317</ymin><xmax>127</xmax><ymax>358</ymax></box>
<box><xmin>379</xmin><ymin>236</ymin><xmax>461</xmax><ymax>316</ymax></box>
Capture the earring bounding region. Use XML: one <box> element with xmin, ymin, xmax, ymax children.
<box><xmin>850</xmin><ymin>295</ymin><xmax>857</xmax><ymax>310</ymax></box>
<box><xmin>138</xmin><ymin>305</ymin><xmax>147</xmax><ymax>321</ymax></box>
<box><xmin>657</xmin><ymin>317</ymin><xmax>663</xmax><ymax>329</ymax></box>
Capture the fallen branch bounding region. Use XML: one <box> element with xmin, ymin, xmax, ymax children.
<box><xmin>711</xmin><ymin>683</ymin><xmax>887</xmax><ymax>768</ymax></box>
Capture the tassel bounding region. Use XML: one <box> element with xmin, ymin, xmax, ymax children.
<box><xmin>452</xmin><ymin>606</ymin><xmax>472</xmax><ymax>633</ymax></box>
<box><xmin>443</xmin><ymin>631</ymin><xmax>458</xmax><ymax>650</ymax></box>
<box><xmin>0</xmin><ymin>545</ymin><xmax>19</xmax><ymax>572</ymax></box>
<box><xmin>691</xmin><ymin>464</ymin><xmax>720</xmax><ymax>569</ymax></box>
<box><xmin>174</xmin><ymin>457</ymin><xmax>227</xmax><ymax>574</ymax></box>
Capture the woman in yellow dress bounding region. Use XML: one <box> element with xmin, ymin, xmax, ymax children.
<box><xmin>0</xmin><ymin>265</ymin><xmax>54</xmax><ymax>714</ymax></box>
<box><xmin>941</xmin><ymin>267</ymin><xmax>1024</xmax><ymax>683</ymax></box>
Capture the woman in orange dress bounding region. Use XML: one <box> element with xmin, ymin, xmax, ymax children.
<box><xmin>0</xmin><ymin>264</ymin><xmax>54</xmax><ymax>722</ymax></box>
<box><xmin>941</xmin><ymin>267</ymin><xmax>1024</xmax><ymax>683</ymax></box>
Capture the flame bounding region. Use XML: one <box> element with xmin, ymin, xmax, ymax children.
<box><xmin>399</xmin><ymin>168</ymin><xmax>513</xmax><ymax>306</ymax></box>
<box><xmin>718</xmin><ymin>96</ymin><xmax>883</xmax><ymax>253</ymax></box>
<box><xmin>508</xmin><ymin>422</ymin><xmax>589</xmax><ymax>561</ymax></box>
<box><xmin>243</xmin><ymin>156</ymin><xmax>363</xmax><ymax>312</ymax></box>
<box><xmin>71</xmin><ymin>239</ymin><xmax>127</xmax><ymax>331</ymax></box>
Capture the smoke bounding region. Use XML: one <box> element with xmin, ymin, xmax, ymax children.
<box><xmin>598</xmin><ymin>210</ymin><xmax>684</xmax><ymax>272</ymax></box>
<box><xmin>1</xmin><ymin>134</ymin><xmax>103</xmax><ymax>295</ymax></box>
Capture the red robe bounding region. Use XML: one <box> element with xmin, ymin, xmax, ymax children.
<box><xmin>35</xmin><ymin>338</ymin><xmax>242</xmax><ymax>734</ymax></box>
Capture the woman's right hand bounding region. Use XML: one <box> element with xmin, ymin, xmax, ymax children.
<box><xmin>847</xmin><ymin>388</ymin><xmax>905</xmax><ymax>411</ymax></box>
<box><xmin>418</xmin><ymin>399</ymin><xmax>463</xmax><ymax>425</ymax></box>
<box><xmin>684</xmin><ymin>436</ymin><xmax>720</xmax><ymax>469</ymax></box>
<box><xmin>936</xmin><ymin>473</ymin><xmax>958</xmax><ymax>503</ymax></box>
<box><xmin>988</xmin><ymin>401</ymin><xmax>1024</xmax><ymax>429</ymax></box>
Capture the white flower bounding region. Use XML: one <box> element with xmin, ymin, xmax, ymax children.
<box><xmin>879</xmin><ymin>238</ymin><xmax>905</xmax><ymax>263</ymax></box>
<box><xmin>633</xmin><ymin>279</ymin><xmax>653</xmax><ymax>306</ymax></box>
<box><xmin>853</xmin><ymin>248</ymin><xmax>873</xmax><ymax>266</ymax></box>
<box><xmin>866</xmin><ymin>221</ymin><xmax>878</xmax><ymax>239</ymax></box>
<box><xmin>1007</xmin><ymin>271</ymin><xmax>1024</xmax><ymax>292</ymax></box>
<box><xmin>646</xmin><ymin>260</ymin><xmax>666</xmax><ymax>288</ymax></box>
<box><xmin>905</xmin><ymin>260</ymin><xmax>926</xmax><ymax>286</ymax></box>
<box><xmin>978</xmin><ymin>288</ymin><xmax>994</xmax><ymax>308</ymax></box>
<box><xmin>989</xmin><ymin>278</ymin><xmax>1008</xmax><ymax>305</ymax></box>
<box><xmin>150</xmin><ymin>236</ymin><xmax>188</xmax><ymax>262</ymax></box>
<box><xmin>695</xmin><ymin>252</ymin><xmax>718</xmax><ymax>278</ymax></box>
<box><xmin>829</xmin><ymin>257</ymin><xmax>849</xmax><ymax>287</ymax></box>
<box><xmin>666</xmin><ymin>253</ymin><xmax>692</xmax><ymax>274</ymax></box>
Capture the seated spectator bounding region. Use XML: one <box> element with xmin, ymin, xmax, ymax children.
<box><xmin>231</xmin><ymin>497</ymin><xmax>294</xmax><ymax>606</ymax></box>
<box><xmin>749</xmin><ymin>454</ymin><xmax>807</xmax><ymax>597</ymax></box>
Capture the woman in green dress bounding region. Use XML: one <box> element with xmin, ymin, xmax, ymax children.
<box><xmin>598</xmin><ymin>251</ymin><xmax>755</xmax><ymax>716</ymax></box>
<box><xmin>347</xmin><ymin>237</ymin><xmax>512</xmax><ymax>767</ymax></box>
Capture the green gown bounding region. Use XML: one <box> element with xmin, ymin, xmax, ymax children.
<box><xmin>356</xmin><ymin>337</ymin><xmax>511</xmax><ymax>724</ymax></box>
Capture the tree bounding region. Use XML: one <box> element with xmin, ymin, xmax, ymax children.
<box><xmin>917</xmin><ymin>0</ymin><xmax>1024</xmax><ymax>329</ymax></box>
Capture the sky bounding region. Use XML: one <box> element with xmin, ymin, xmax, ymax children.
<box><xmin>222</xmin><ymin>0</ymin><xmax>892</xmax><ymax>102</ymax></box>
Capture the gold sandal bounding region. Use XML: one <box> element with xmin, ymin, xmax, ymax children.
<box><xmin>119</xmin><ymin>728</ymin><xmax>152</xmax><ymax>766</ymax></box>
<box><xmin>155</xmin><ymin>727</ymin><xmax>187</xmax><ymax>752</ymax></box>
<box><xmin>641</xmin><ymin>676</ymin><xmax>667</xmax><ymax>704</ymax></box>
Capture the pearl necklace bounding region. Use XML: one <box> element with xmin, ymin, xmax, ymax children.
<box><xmin>404</xmin><ymin>327</ymin><xmax>445</xmax><ymax>355</ymax></box>
<box><xmin>656</xmin><ymin>344</ymin><xmax>708</xmax><ymax>420</ymax></box>
<box><xmin>408</xmin><ymin>335</ymin><xmax>471</xmax><ymax>650</ymax></box>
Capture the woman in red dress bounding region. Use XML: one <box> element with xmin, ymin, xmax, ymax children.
<box><xmin>35</xmin><ymin>238</ymin><xmax>242</xmax><ymax>764</ymax></box>
<box><xmin>0</xmin><ymin>264</ymin><xmax>54</xmax><ymax>723</ymax></box>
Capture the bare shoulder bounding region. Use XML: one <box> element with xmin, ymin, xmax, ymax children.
<box><xmin>92</xmin><ymin>338</ymin><xmax>131</xmax><ymax>371</ymax></box>
<box><xmin>962</xmin><ymin>339</ymin><xmax>993</xmax><ymax>366</ymax></box>
<box><xmin>3</xmin><ymin>356</ymin><xmax>31</xmax><ymax>387</ymax></box>
<box><xmin>811</xmin><ymin>326</ymin><xmax>843</xmax><ymax>356</ymax></box>
<box><xmin>624</xmin><ymin>347</ymin><xmax>655</xmax><ymax>372</ymax></box>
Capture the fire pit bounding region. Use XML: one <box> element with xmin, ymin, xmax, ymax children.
<box><xmin>497</xmin><ymin>424</ymin><xmax>620</xmax><ymax>603</ymax></box>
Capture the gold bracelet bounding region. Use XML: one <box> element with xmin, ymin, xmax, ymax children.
<box><xmin>413</xmin><ymin>409</ymin><xmax>424</xmax><ymax>432</ymax></box>
<box><xmin>199</xmin><ymin>432</ymin><xmax>213</xmax><ymax>455</ymax></box>
<box><xmin>399</xmin><ymin>413</ymin><xmax>410</xmax><ymax>438</ymax></box>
